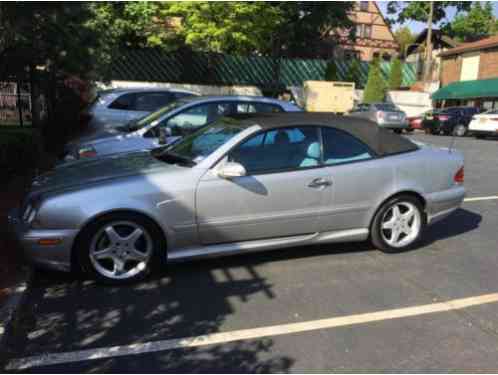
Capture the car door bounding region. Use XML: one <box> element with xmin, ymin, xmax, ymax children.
<box><xmin>316</xmin><ymin>126</ymin><xmax>392</xmax><ymax>233</ymax></box>
<box><xmin>104</xmin><ymin>92</ymin><xmax>140</xmax><ymax>126</ymax></box>
<box><xmin>195</xmin><ymin>126</ymin><xmax>332</xmax><ymax>245</ymax></box>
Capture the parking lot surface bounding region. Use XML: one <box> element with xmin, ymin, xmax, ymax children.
<box><xmin>3</xmin><ymin>133</ymin><xmax>498</xmax><ymax>372</ymax></box>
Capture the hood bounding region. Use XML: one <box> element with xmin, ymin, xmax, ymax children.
<box><xmin>32</xmin><ymin>151</ymin><xmax>172</xmax><ymax>195</ymax></box>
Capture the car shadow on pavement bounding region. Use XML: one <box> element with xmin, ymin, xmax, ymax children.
<box><xmin>419</xmin><ymin>208</ymin><xmax>482</xmax><ymax>247</ymax></box>
<box><xmin>3</xmin><ymin>258</ymin><xmax>293</xmax><ymax>373</ymax></box>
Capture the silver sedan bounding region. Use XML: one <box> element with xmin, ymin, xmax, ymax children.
<box><xmin>349</xmin><ymin>102</ymin><xmax>409</xmax><ymax>133</ymax></box>
<box><xmin>9</xmin><ymin>113</ymin><xmax>465</xmax><ymax>284</ymax></box>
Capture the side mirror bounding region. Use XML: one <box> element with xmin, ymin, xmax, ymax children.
<box><xmin>217</xmin><ymin>162</ymin><xmax>247</xmax><ymax>179</ymax></box>
<box><xmin>158</xmin><ymin>127</ymin><xmax>172</xmax><ymax>145</ymax></box>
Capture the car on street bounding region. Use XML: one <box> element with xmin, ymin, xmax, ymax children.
<box><xmin>468</xmin><ymin>109</ymin><xmax>498</xmax><ymax>138</ymax></box>
<box><xmin>406</xmin><ymin>111</ymin><xmax>430</xmax><ymax>132</ymax></box>
<box><xmin>80</xmin><ymin>87</ymin><xmax>197</xmax><ymax>137</ymax></box>
<box><xmin>63</xmin><ymin>96</ymin><xmax>302</xmax><ymax>164</ymax></box>
<box><xmin>348</xmin><ymin>102</ymin><xmax>409</xmax><ymax>133</ymax></box>
<box><xmin>9</xmin><ymin>113</ymin><xmax>465</xmax><ymax>284</ymax></box>
<box><xmin>422</xmin><ymin>106</ymin><xmax>480</xmax><ymax>136</ymax></box>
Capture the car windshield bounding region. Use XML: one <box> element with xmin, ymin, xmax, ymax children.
<box><xmin>374</xmin><ymin>103</ymin><xmax>398</xmax><ymax>112</ymax></box>
<box><xmin>128</xmin><ymin>99</ymin><xmax>189</xmax><ymax>131</ymax></box>
<box><xmin>153</xmin><ymin>118</ymin><xmax>246</xmax><ymax>165</ymax></box>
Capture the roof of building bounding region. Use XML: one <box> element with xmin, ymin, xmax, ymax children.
<box><xmin>224</xmin><ymin>112</ymin><xmax>419</xmax><ymax>156</ymax></box>
<box><xmin>407</xmin><ymin>29</ymin><xmax>459</xmax><ymax>56</ymax></box>
<box><xmin>439</xmin><ymin>35</ymin><xmax>498</xmax><ymax>57</ymax></box>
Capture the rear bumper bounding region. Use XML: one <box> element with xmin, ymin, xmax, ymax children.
<box><xmin>378</xmin><ymin>122</ymin><xmax>409</xmax><ymax>130</ymax></box>
<box><xmin>424</xmin><ymin>185</ymin><xmax>465</xmax><ymax>225</ymax></box>
<box><xmin>7</xmin><ymin>208</ymin><xmax>77</xmax><ymax>272</ymax></box>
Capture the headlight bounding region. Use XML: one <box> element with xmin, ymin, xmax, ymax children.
<box><xmin>78</xmin><ymin>146</ymin><xmax>97</xmax><ymax>158</ymax></box>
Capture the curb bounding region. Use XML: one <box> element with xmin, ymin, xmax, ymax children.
<box><xmin>0</xmin><ymin>266</ymin><xmax>33</xmax><ymax>350</ymax></box>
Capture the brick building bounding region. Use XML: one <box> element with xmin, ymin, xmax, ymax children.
<box><xmin>434</xmin><ymin>35</ymin><xmax>498</xmax><ymax>109</ymax></box>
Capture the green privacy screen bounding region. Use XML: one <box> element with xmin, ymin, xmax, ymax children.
<box><xmin>110</xmin><ymin>49</ymin><xmax>417</xmax><ymax>88</ymax></box>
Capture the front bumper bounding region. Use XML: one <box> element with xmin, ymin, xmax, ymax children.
<box><xmin>7</xmin><ymin>208</ymin><xmax>78</xmax><ymax>272</ymax></box>
<box><xmin>425</xmin><ymin>185</ymin><xmax>465</xmax><ymax>225</ymax></box>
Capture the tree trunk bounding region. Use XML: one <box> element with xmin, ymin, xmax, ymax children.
<box><xmin>29</xmin><ymin>65</ymin><xmax>42</xmax><ymax>129</ymax></box>
<box><xmin>424</xmin><ymin>1</ymin><xmax>434</xmax><ymax>83</ymax></box>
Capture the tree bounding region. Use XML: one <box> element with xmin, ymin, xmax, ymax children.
<box><xmin>386</xmin><ymin>2</ymin><xmax>472</xmax><ymax>26</ymax></box>
<box><xmin>363</xmin><ymin>58</ymin><xmax>386</xmax><ymax>103</ymax></box>
<box><xmin>447</xmin><ymin>2</ymin><xmax>497</xmax><ymax>42</ymax></box>
<box><xmin>344</xmin><ymin>58</ymin><xmax>362</xmax><ymax>88</ymax></box>
<box><xmin>388</xmin><ymin>57</ymin><xmax>403</xmax><ymax>90</ymax></box>
<box><xmin>324</xmin><ymin>60</ymin><xmax>339</xmax><ymax>81</ymax></box>
<box><xmin>393</xmin><ymin>26</ymin><xmax>415</xmax><ymax>58</ymax></box>
<box><xmin>165</xmin><ymin>2</ymin><xmax>283</xmax><ymax>54</ymax></box>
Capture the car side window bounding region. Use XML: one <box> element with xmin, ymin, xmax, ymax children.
<box><xmin>108</xmin><ymin>93</ymin><xmax>137</xmax><ymax>110</ymax></box>
<box><xmin>228</xmin><ymin>126</ymin><xmax>321</xmax><ymax>174</ymax></box>
<box><xmin>321</xmin><ymin>127</ymin><xmax>373</xmax><ymax>166</ymax></box>
<box><xmin>236</xmin><ymin>102</ymin><xmax>283</xmax><ymax>114</ymax></box>
<box><xmin>133</xmin><ymin>93</ymin><xmax>172</xmax><ymax>112</ymax></box>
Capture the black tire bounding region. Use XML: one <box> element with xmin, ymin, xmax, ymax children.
<box><xmin>453</xmin><ymin>124</ymin><xmax>467</xmax><ymax>137</ymax></box>
<box><xmin>75</xmin><ymin>212</ymin><xmax>165</xmax><ymax>285</ymax></box>
<box><xmin>475</xmin><ymin>135</ymin><xmax>486</xmax><ymax>139</ymax></box>
<box><xmin>370</xmin><ymin>195</ymin><xmax>426</xmax><ymax>254</ymax></box>
<box><xmin>393</xmin><ymin>129</ymin><xmax>402</xmax><ymax>134</ymax></box>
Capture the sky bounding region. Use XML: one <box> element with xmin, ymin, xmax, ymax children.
<box><xmin>377</xmin><ymin>1</ymin><xmax>498</xmax><ymax>34</ymax></box>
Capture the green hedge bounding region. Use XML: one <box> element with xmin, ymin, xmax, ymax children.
<box><xmin>0</xmin><ymin>127</ymin><xmax>39</xmax><ymax>183</ymax></box>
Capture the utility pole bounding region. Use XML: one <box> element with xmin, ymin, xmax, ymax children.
<box><xmin>424</xmin><ymin>1</ymin><xmax>434</xmax><ymax>84</ymax></box>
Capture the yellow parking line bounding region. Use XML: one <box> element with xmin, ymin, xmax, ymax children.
<box><xmin>6</xmin><ymin>292</ymin><xmax>498</xmax><ymax>371</ymax></box>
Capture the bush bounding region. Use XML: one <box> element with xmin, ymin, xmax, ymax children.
<box><xmin>324</xmin><ymin>60</ymin><xmax>339</xmax><ymax>81</ymax></box>
<box><xmin>345</xmin><ymin>58</ymin><xmax>362</xmax><ymax>88</ymax></box>
<box><xmin>0</xmin><ymin>128</ymin><xmax>40</xmax><ymax>184</ymax></box>
<box><xmin>363</xmin><ymin>58</ymin><xmax>386</xmax><ymax>103</ymax></box>
<box><xmin>388</xmin><ymin>57</ymin><xmax>403</xmax><ymax>90</ymax></box>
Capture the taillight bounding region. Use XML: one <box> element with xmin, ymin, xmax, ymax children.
<box><xmin>377</xmin><ymin>111</ymin><xmax>384</xmax><ymax>120</ymax></box>
<box><xmin>490</xmin><ymin>118</ymin><xmax>498</xmax><ymax>122</ymax></box>
<box><xmin>454</xmin><ymin>166</ymin><xmax>464</xmax><ymax>184</ymax></box>
<box><xmin>438</xmin><ymin>115</ymin><xmax>450</xmax><ymax>121</ymax></box>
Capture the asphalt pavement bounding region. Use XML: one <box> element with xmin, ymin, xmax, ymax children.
<box><xmin>2</xmin><ymin>133</ymin><xmax>498</xmax><ymax>372</ymax></box>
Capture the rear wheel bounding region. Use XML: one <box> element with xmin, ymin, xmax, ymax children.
<box><xmin>453</xmin><ymin>124</ymin><xmax>467</xmax><ymax>137</ymax></box>
<box><xmin>371</xmin><ymin>195</ymin><xmax>426</xmax><ymax>253</ymax></box>
<box><xmin>393</xmin><ymin>129</ymin><xmax>402</xmax><ymax>134</ymax></box>
<box><xmin>76</xmin><ymin>213</ymin><xmax>164</xmax><ymax>284</ymax></box>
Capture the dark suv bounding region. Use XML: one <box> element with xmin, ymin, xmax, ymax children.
<box><xmin>422</xmin><ymin>106</ymin><xmax>480</xmax><ymax>136</ymax></box>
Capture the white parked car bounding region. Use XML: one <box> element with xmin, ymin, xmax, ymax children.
<box><xmin>81</xmin><ymin>88</ymin><xmax>197</xmax><ymax>137</ymax></box>
<box><xmin>469</xmin><ymin>109</ymin><xmax>498</xmax><ymax>138</ymax></box>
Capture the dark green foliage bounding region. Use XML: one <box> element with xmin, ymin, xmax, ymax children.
<box><xmin>325</xmin><ymin>60</ymin><xmax>339</xmax><ymax>81</ymax></box>
<box><xmin>363</xmin><ymin>58</ymin><xmax>386</xmax><ymax>103</ymax></box>
<box><xmin>388</xmin><ymin>58</ymin><xmax>403</xmax><ymax>90</ymax></box>
<box><xmin>344</xmin><ymin>58</ymin><xmax>362</xmax><ymax>88</ymax></box>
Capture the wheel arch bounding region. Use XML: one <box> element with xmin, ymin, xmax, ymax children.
<box><xmin>369</xmin><ymin>190</ymin><xmax>427</xmax><ymax>233</ymax></box>
<box><xmin>70</xmin><ymin>208</ymin><xmax>168</xmax><ymax>272</ymax></box>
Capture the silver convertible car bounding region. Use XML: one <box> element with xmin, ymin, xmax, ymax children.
<box><xmin>9</xmin><ymin>113</ymin><xmax>465</xmax><ymax>284</ymax></box>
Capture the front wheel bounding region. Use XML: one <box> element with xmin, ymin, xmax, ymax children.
<box><xmin>76</xmin><ymin>213</ymin><xmax>164</xmax><ymax>284</ymax></box>
<box><xmin>371</xmin><ymin>195</ymin><xmax>426</xmax><ymax>253</ymax></box>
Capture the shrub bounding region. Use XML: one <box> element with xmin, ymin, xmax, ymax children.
<box><xmin>388</xmin><ymin>57</ymin><xmax>403</xmax><ymax>90</ymax></box>
<box><xmin>324</xmin><ymin>60</ymin><xmax>339</xmax><ymax>81</ymax></box>
<box><xmin>363</xmin><ymin>58</ymin><xmax>386</xmax><ymax>103</ymax></box>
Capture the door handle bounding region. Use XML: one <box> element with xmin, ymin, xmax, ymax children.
<box><xmin>308</xmin><ymin>178</ymin><xmax>332</xmax><ymax>188</ymax></box>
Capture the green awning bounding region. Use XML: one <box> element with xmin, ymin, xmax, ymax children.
<box><xmin>432</xmin><ymin>77</ymin><xmax>498</xmax><ymax>101</ymax></box>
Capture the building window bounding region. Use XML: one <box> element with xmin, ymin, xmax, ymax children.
<box><xmin>356</xmin><ymin>24</ymin><xmax>372</xmax><ymax>39</ymax></box>
<box><xmin>382</xmin><ymin>53</ymin><xmax>391</xmax><ymax>62</ymax></box>
<box><xmin>359</xmin><ymin>1</ymin><xmax>369</xmax><ymax>11</ymax></box>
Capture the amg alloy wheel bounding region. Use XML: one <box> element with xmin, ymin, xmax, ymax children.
<box><xmin>453</xmin><ymin>124</ymin><xmax>467</xmax><ymax>137</ymax></box>
<box><xmin>371</xmin><ymin>195</ymin><xmax>426</xmax><ymax>253</ymax></box>
<box><xmin>77</xmin><ymin>213</ymin><xmax>163</xmax><ymax>284</ymax></box>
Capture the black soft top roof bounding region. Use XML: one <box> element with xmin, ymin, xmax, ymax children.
<box><xmin>226</xmin><ymin>112</ymin><xmax>419</xmax><ymax>157</ymax></box>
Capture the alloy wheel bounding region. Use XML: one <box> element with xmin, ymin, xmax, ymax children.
<box><xmin>89</xmin><ymin>221</ymin><xmax>153</xmax><ymax>280</ymax></box>
<box><xmin>380</xmin><ymin>202</ymin><xmax>421</xmax><ymax>248</ymax></box>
